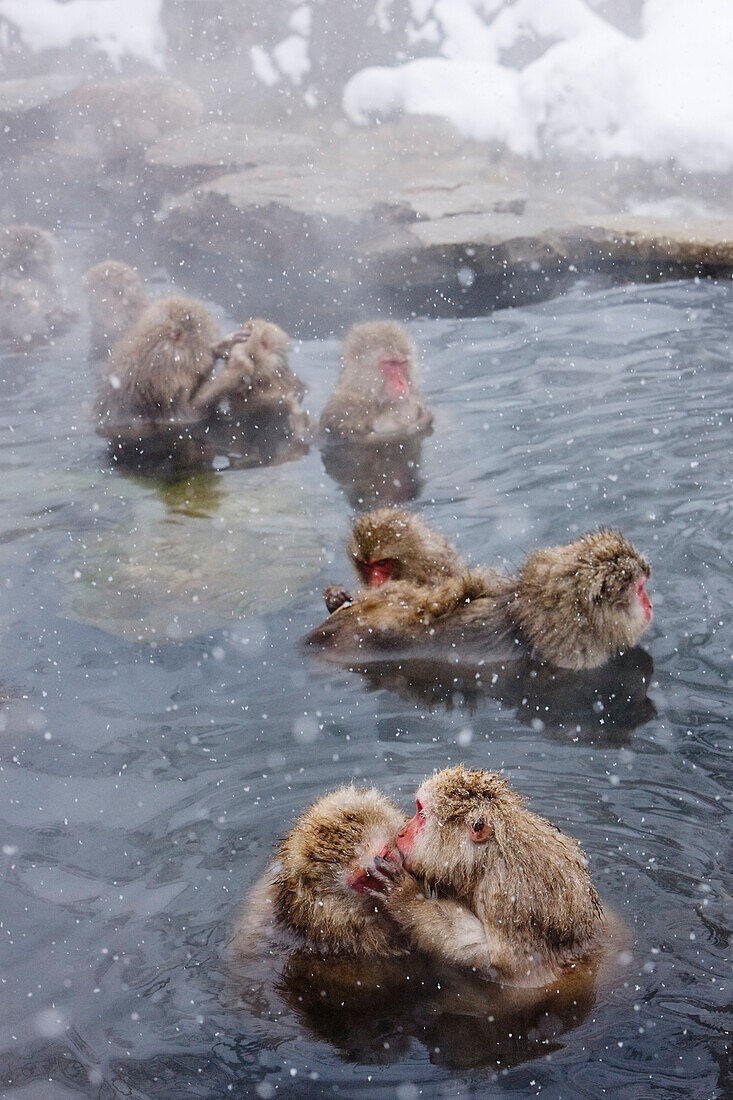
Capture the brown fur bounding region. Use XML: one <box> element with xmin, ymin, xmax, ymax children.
<box><xmin>61</xmin><ymin>78</ymin><xmax>203</xmax><ymax>160</ymax></box>
<box><xmin>96</xmin><ymin>295</ymin><xmax>219</xmax><ymax>424</ymax></box>
<box><xmin>0</xmin><ymin>224</ymin><xmax>70</xmax><ymax>344</ymax></box>
<box><xmin>348</xmin><ymin>507</ymin><xmax>464</xmax><ymax>586</ymax></box>
<box><xmin>319</xmin><ymin>321</ymin><xmax>432</xmax><ymax>440</ymax></box>
<box><xmin>0</xmin><ymin>225</ymin><xmax>57</xmax><ymax>280</ymax></box>
<box><xmin>375</xmin><ymin>765</ymin><xmax>605</xmax><ymax>986</ymax></box>
<box><xmin>236</xmin><ymin>786</ymin><xmax>407</xmax><ymax>958</ymax></box>
<box><xmin>306</xmin><ymin>528</ymin><xmax>651</xmax><ymax>670</ymax></box>
<box><xmin>193</xmin><ymin>319</ymin><xmax>308</xmax><ymax>438</ymax></box>
<box><xmin>83</xmin><ymin>260</ymin><xmax>148</xmax><ymax>358</ymax></box>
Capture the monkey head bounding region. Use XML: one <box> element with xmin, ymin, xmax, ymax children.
<box><xmin>273</xmin><ymin>785</ymin><xmax>406</xmax><ymax>953</ymax></box>
<box><xmin>348</xmin><ymin>507</ymin><xmax>464</xmax><ymax>588</ymax></box>
<box><xmin>83</xmin><ymin>260</ymin><xmax>146</xmax><ymax>305</ymax></box>
<box><xmin>396</xmin><ymin>764</ymin><xmax>603</xmax><ymax>948</ymax></box>
<box><xmin>395</xmin><ymin>765</ymin><xmax>516</xmax><ymax>891</ymax></box>
<box><xmin>0</xmin><ymin>225</ymin><xmax>57</xmax><ymax>279</ymax></box>
<box><xmin>342</xmin><ymin>321</ymin><xmax>418</xmax><ymax>401</ymax></box>
<box><xmin>515</xmin><ymin>529</ymin><xmax>652</xmax><ymax>670</ymax></box>
<box><xmin>142</xmin><ymin>296</ymin><xmax>219</xmax><ymax>354</ymax></box>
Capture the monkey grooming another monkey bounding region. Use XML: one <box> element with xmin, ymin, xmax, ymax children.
<box><xmin>96</xmin><ymin>295</ymin><xmax>220</xmax><ymax>428</ymax></box>
<box><xmin>322</xmin><ymin>506</ymin><xmax>465</xmax><ymax>613</ymax></box>
<box><xmin>319</xmin><ymin>321</ymin><xmax>432</xmax><ymax>442</ymax></box>
<box><xmin>307</xmin><ymin>527</ymin><xmax>652</xmax><ymax>671</ymax></box>
<box><xmin>233</xmin><ymin>785</ymin><xmax>406</xmax><ymax>959</ymax></box>
<box><xmin>236</xmin><ymin>766</ymin><xmax>611</xmax><ymax>991</ymax></box>
<box><xmin>193</xmin><ymin>319</ymin><xmax>309</xmax><ymax>440</ymax></box>
<box><xmin>83</xmin><ymin>260</ymin><xmax>148</xmax><ymax>358</ymax></box>
<box><xmin>365</xmin><ymin>765</ymin><xmax>607</xmax><ymax>988</ymax></box>
<box><xmin>0</xmin><ymin>224</ymin><xmax>70</xmax><ymax>344</ymax></box>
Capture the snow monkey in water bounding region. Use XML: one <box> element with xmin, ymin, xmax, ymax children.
<box><xmin>308</xmin><ymin>527</ymin><xmax>652</xmax><ymax>671</ymax></box>
<box><xmin>233</xmin><ymin>785</ymin><xmax>407</xmax><ymax>959</ymax></box>
<box><xmin>322</xmin><ymin>507</ymin><xmax>465</xmax><ymax>614</ymax></box>
<box><xmin>365</xmin><ymin>765</ymin><xmax>609</xmax><ymax>987</ymax></box>
<box><xmin>236</xmin><ymin>766</ymin><xmax>610</xmax><ymax>989</ymax></box>
<box><xmin>192</xmin><ymin>319</ymin><xmax>309</xmax><ymax>439</ymax></box>
<box><xmin>96</xmin><ymin>295</ymin><xmax>220</xmax><ymax>426</ymax></box>
<box><xmin>0</xmin><ymin>224</ymin><xmax>70</xmax><ymax>344</ymax></box>
<box><xmin>319</xmin><ymin>321</ymin><xmax>433</xmax><ymax>442</ymax></box>
<box><xmin>82</xmin><ymin>260</ymin><xmax>148</xmax><ymax>359</ymax></box>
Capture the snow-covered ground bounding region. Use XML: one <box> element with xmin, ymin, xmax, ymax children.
<box><xmin>2</xmin><ymin>0</ymin><xmax>732</xmax><ymax>173</ymax></box>
<box><xmin>344</xmin><ymin>0</ymin><xmax>733</xmax><ymax>172</ymax></box>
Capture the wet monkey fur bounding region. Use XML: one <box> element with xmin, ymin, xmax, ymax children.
<box><xmin>308</xmin><ymin>527</ymin><xmax>652</xmax><ymax>671</ymax></box>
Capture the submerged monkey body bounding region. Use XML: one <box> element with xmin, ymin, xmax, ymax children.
<box><xmin>308</xmin><ymin>527</ymin><xmax>652</xmax><ymax>671</ymax></box>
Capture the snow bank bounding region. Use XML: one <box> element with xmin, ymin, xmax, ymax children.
<box><xmin>0</xmin><ymin>0</ymin><xmax>164</xmax><ymax>68</ymax></box>
<box><xmin>344</xmin><ymin>0</ymin><xmax>733</xmax><ymax>172</ymax></box>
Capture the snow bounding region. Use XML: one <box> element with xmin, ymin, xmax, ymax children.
<box><xmin>344</xmin><ymin>0</ymin><xmax>733</xmax><ymax>172</ymax></box>
<box><xmin>2</xmin><ymin>0</ymin><xmax>732</xmax><ymax>171</ymax></box>
<box><xmin>0</xmin><ymin>0</ymin><xmax>164</xmax><ymax>68</ymax></box>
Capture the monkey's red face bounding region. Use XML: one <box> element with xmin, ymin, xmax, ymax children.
<box><xmin>635</xmin><ymin>575</ymin><xmax>652</xmax><ymax>622</ymax></box>
<box><xmin>395</xmin><ymin>798</ymin><xmax>427</xmax><ymax>861</ymax></box>
<box><xmin>396</xmin><ymin>794</ymin><xmax>494</xmax><ymax>876</ymax></box>
<box><xmin>358</xmin><ymin>558</ymin><xmax>396</xmax><ymax>587</ymax></box>
<box><xmin>379</xmin><ymin>358</ymin><xmax>410</xmax><ymax>399</ymax></box>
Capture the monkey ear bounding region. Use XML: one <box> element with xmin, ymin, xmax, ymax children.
<box><xmin>469</xmin><ymin>818</ymin><xmax>493</xmax><ymax>843</ymax></box>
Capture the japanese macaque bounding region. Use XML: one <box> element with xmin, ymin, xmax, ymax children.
<box><xmin>96</xmin><ymin>295</ymin><xmax>220</xmax><ymax>428</ymax></box>
<box><xmin>319</xmin><ymin>321</ymin><xmax>432</xmax><ymax>442</ymax></box>
<box><xmin>60</xmin><ymin>78</ymin><xmax>203</xmax><ymax>163</ymax></box>
<box><xmin>0</xmin><ymin>224</ymin><xmax>70</xmax><ymax>344</ymax></box>
<box><xmin>322</xmin><ymin>506</ymin><xmax>465</xmax><ymax>612</ymax></box>
<box><xmin>192</xmin><ymin>319</ymin><xmax>309</xmax><ymax>440</ymax></box>
<box><xmin>82</xmin><ymin>260</ymin><xmax>148</xmax><ymax>358</ymax></box>
<box><xmin>236</xmin><ymin>765</ymin><xmax>611</xmax><ymax>992</ymax></box>
<box><xmin>365</xmin><ymin>765</ymin><xmax>606</xmax><ymax>987</ymax></box>
<box><xmin>233</xmin><ymin>786</ymin><xmax>407</xmax><ymax>959</ymax></box>
<box><xmin>307</xmin><ymin>528</ymin><xmax>652</xmax><ymax>671</ymax></box>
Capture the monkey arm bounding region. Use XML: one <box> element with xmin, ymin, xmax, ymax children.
<box><xmin>212</xmin><ymin>328</ymin><xmax>253</xmax><ymax>361</ymax></box>
<box><xmin>367</xmin><ymin>857</ymin><xmax>503</xmax><ymax>976</ymax></box>
<box><xmin>319</xmin><ymin>395</ymin><xmax>377</xmax><ymax>438</ymax></box>
<box><xmin>191</xmin><ymin>359</ymin><xmax>253</xmax><ymax>411</ymax></box>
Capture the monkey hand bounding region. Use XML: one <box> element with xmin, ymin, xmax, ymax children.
<box><xmin>362</xmin><ymin>850</ymin><xmax>405</xmax><ymax>897</ymax></box>
<box><xmin>323</xmin><ymin>584</ymin><xmax>353</xmax><ymax>614</ymax></box>
<box><xmin>213</xmin><ymin>327</ymin><xmax>253</xmax><ymax>360</ymax></box>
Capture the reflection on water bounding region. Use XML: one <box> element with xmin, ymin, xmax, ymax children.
<box><xmin>321</xmin><ymin>434</ymin><xmax>427</xmax><ymax>509</ymax></box>
<box><xmin>347</xmin><ymin>646</ymin><xmax>656</xmax><ymax>742</ymax></box>
<box><xmin>0</xmin><ymin>276</ymin><xmax>730</xmax><ymax>1098</ymax></box>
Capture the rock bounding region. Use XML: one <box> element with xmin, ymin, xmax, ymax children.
<box><xmin>145</xmin><ymin>123</ymin><xmax>318</xmax><ymax>189</ymax></box>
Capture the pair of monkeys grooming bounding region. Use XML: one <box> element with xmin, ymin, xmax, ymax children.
<box><xmin>93</xmin><ymin>288</ymin><xmax>305</xmax><ymax>437</ymax></box>
<box><xmin>89</xmin><ymin>268</ymin><xmax>430</xmax><ymax>443</ymax></box>
<box><xmin>238</xmin><ymin>764</ymin><xmax>610</xmax><ymax>990</ymax></box>
<box><xmin>309</xmin><ymin>508</ymin><xmax>653</xmax><ymax>671</ymax></box>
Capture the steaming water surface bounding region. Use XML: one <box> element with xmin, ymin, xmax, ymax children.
<box><xmin>0</xmin><ymin>278</ymin><xmax>730</xmax><ymax>1098</ymax></box>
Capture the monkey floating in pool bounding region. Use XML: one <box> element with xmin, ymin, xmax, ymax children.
<box><xmin>96</xmin><ymin>295</ymin><xmax>220</xmax><ymax>431</ymax></box>
<box><xmin>319</xmin><ymin>321</ymin><xmax>432</xmax><ymax>443</ymax></box>
<box><xmin>322</xmin><ymin>506</ymin><xmax>464</xmax><ymax>612</ymax></box>
<box><xmin>0</xmin><ymin>224</ymin><xmax>73</xmax><ymax>345</ymax></box>
<box><xmin>83</xmin><ymin>259</ymin><xmax>148</xmax><ymax>359</ymax></box>
<box><xmin>308</xmin><ymin>523</ymin><xmax>652</xmax><ymax>671</ymax></box>
<box><xmin>236</xmin><ymin>765</ymin><xmax>614</xmax><ymax>990</ymax></box>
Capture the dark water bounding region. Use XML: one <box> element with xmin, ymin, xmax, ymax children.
<box><xmin>0</xmin><ymin>276</ymin><xmax>730</xmax><ymax>1099</ymax></box>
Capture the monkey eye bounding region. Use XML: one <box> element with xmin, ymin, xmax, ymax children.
<box><xmin>472</xmin><ymin>818</ymin><xmax>485</xmax><ymax>833</ymax></box>
<box><xmin>415</xmin><ymin>798</ymin><xmax>425</xmax><ymax>817</ymax></box>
